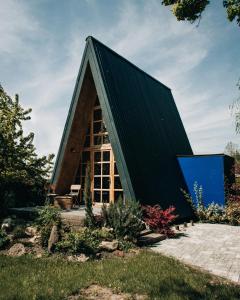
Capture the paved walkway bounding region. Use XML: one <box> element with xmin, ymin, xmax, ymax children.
<box><xmin>151</xmin><ymin>223</ymin><xmax>240</xmax><ymax>283</ymax></box>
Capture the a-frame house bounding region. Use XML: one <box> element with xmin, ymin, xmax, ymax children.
<box><xmin>52</xmin><ymin>36</ymin><xmax>194</xmax><ymax>219</ymax></box>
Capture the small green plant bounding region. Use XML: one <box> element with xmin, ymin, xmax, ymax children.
<box><xmin>182</xmin><ymin>184</ymin><xmax>231</xmax><ymax>224</ymax></box>
<box><xmin>91</xmin><ymin>227</ymin><xmax>114</xmax><ymax>241</ymax></box>
<box><xmin>84</xmin><ymin>162</ymin><xmax>96</xmax><ymax>228</ymax></box>
<box><xmin>55</xmin><ymin>228</ymin><xmax>100</xmax><ymax>255</ymax></box>
<box><xmin>194</xmin><ymin>181</ymin><xmax>204</xmax><ymax>208</ymax></box>
<box><xmin>36</xmin><ymin>206</ymin><xmax>61</xmax><ymax>247</ymax></box>
<box><xmin>118</xmin><ymin>240</ymin><xmax>136</xmax><ymax>252</ymax></box>
<box><xmin>182</xmin><ymin>182</ymin><xmax>206</xmax><ymax>222</ymax></box>
<box><xmin>101</xmin><ymin>196</ymin><xmax>143</xmax><ymax>241</ymax></box>
<box><xmin>0</xmin><ymin>229</ymin><xmax>10</xmax><ymax>249</ymax></box>
<box><xmin>181</xmin><ymin>188</ymin><xmax>196</xmax><ymax>213</ymax></box>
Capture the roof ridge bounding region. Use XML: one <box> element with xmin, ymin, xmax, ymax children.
<box><xmin>86</xmin><ymin>36</ymin><xmax>171</xmax><ymax>91</ymax></box>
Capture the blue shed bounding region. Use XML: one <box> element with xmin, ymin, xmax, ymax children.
<box><xmin>177</xmin><ymin>154</ymin><xmax>235</xmax><ymax>207</ymax></box>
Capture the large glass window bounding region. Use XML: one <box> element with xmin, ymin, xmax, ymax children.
<box><xmin>77</xmin><ymin>97</ymin><xmax>123</xmax><ymax>203</ymax></box>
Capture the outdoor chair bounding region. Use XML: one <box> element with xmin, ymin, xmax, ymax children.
<box><xmin>46</xmin><ymin>184</ymin><xmax>58</xmax><ymax>205</ymax></box>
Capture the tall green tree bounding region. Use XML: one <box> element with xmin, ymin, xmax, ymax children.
<box><xmin>0</xmin><ymin>85</ymin><xmax>54</xmax><ymax>211</ymax></box>
<box><xmin>162</xmin><ymin>0</ymin><xmax>240</xmax><ymax>26</ymax></box>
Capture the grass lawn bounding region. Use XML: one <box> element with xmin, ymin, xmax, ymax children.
<box><xmin>0</xmin><ymin>251</ymin><xmax>239</xmax><ymax>300</ymax></box>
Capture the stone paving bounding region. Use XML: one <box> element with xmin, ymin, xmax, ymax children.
<box><xmin>151</xmin><ymin>223</ymin><xmax>240</xmax><ymax>283</ymax></box>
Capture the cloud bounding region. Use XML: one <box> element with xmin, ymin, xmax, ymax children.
<box><xmin>0</xmin><ymin>0</ymin><xmax>39</xmax><ymax>56</ymax></box>
<box><xmin>1</xmin><ymin>0</ymin><xmax>238</xmax><ymax>158</ymax></box>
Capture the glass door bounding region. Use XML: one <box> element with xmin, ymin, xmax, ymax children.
<box><xmin>77</xmin><ymin>96</ymin><xmax>124</xmax><ymax>204</ymax></box>
<box><xmin>93</xmin><ymin>150</ymin><xmax>111</xmax><ymax>203</ymax></box>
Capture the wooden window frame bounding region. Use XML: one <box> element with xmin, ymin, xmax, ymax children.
<box><xmin>78</xmin><ymin>100</ymin><xmax>124</xmax><ymax>204</ymax></box>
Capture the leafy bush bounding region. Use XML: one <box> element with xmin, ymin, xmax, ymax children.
<box><xmin>182</xmin><ymin>181</ymin><xmax>240</xmax><ymax>225</ymax></box>
<box><xmin>55</xmin><ymin>228</ymin><xmax>100</xmax><ymax>255</ymax></box>
<box><xmin>142</xmin><ymin>205</ymin><xmax>177</xmax><ymax>236</ymax></box>
<box><xmin>91</xmin><ymin>227</ymin><xmax>114</xmax><ymax>241</ymax></box>
<box><xmin>36</xmin><ymin>206</ymin><xmax>61</xmax><ymax>247</ymax></box>
<box><xmin>0</xmin><ymin>229</ymin><xmax>10</xmax><ymax>249</ymax></box>
<box><xmin>101</xmin><ymin>197</ymin><xmax>143</xmax><ymax>241</ymax></box>
<box><xmin>225</xmin><ymin>200</ymin><xmax>240</xmax><ymax>225</ymax></box>
<box><xmin>202</xmin><ymin>203</ymin><xmax>226</xmax><ymax>223</ymax></box>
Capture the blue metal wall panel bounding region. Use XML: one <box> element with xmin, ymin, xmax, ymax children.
<box><xmin>177</xmin><ymin>155</ymin><xmax>225</xmax><ymax>206</ymax></box>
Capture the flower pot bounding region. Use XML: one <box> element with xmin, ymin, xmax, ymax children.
<box><xmin>54</xmin><ymin>196</ymin><xmax>73</xmax><ymax>210</ymax></box>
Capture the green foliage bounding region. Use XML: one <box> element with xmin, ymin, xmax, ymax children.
<box><xmin>0</xmin><ymin>229</ymin><xmax>10</xmax><ymax>249</ymax></box>
<box><xmin>182</xmin><ymin>182</ymin><xmax>240</xmax><ymax>224</ymax></box>
<box><xmin>162</xmin><ymin>0</ymin><xmax>210</xmax><ymax>23</ymax></box>
<box><xmin>36</xmin><ymin>206</ymin><xmax>61</xmax><ymax>247</ymax></box>
<box><xmin>118</xmin><ymin>240</ymin><xmax>136</xmax><ymax>252</ymax></box>
<box><xmin>225</xmin><ymin>200</ymin><xmax>240</xmax><ymax>225</ymax></box>
<box><xmin>181</xmin><ymin>188</ymin><xmax>196</xmax><ymax>214</ymax></box>
<box><xmin>190</xmin><ymin>181</ymin><xmax>206</xmax><ymax>221</ymax></box>
<box><xmin>202</xmin><ymin>203</ymin><xmax>226</xmax><ymax>223</ymax></box>
<box><xmin>0</xmin><ymin>85</ymin><xmax>54</xmax><ymax>212</ymax></box>
<box><xmin>162</xmin><ymin>0</ymin><xmax>240</xmax><ymax>26</ymax></box>
<box><xmin>182</xmin><ymin>181</ymin><xmax>206</xmax><ymax>221</ymax></box>
<box><xmin>181</xmin><ymin>182</ymin><xmax>214</xmax><ymax>222</ymax></box>
<box><xmin>193</xmin><ymin>182</ymin><xmax>204</xmax><ymax>208</ymax></box>
<box><xmin>84</xmin><ymin>162</ymin><xmax>96</xmax><ymax>228</ymax></box>
<box><xmin>91</xmin><ymin>227</ymin><xmax>114</xmax><ymax>241</ymax></box>
<box><xmin>55</xmin><ymin>228</ymin><xmax>100</xmax><ymax>255</ymax></box>
<box><xmin>224</xmin><ymin>0</ymin><xmax>240</xmax><ymax>25</ymax></box>
<box><xmin>101</xmin><ymin>197</ymin><xmax>143</xmax><ymax>241</ymax></box>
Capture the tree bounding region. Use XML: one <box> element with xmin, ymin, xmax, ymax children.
<box><xmin>224</xmin><ymin>142</ymin><xmax>240</xmax><ymax>161</ymax></box>
<box><xmin>162</xmin><ymin>0</ymin><xmax>240</xmax><ymax>26</ymax></box>
<box><xmin>0</xmin><ymin>85</ymin><xmax>54</xmax><ymax>211</ymax></box>
<box><xmin>231</xmin><ymin>80</ymin><xmax>240</xmax><ymax>134</ymax></box>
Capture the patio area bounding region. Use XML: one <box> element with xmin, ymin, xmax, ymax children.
<box><xmin>151</xmin><ymin>223</ymin><xmax>240</xmax><ymax>283</ymax></box>
<box><xmin>60</xmin><ymin>206</ymin><xmax>102</xmax><ymax>228</ymax></box>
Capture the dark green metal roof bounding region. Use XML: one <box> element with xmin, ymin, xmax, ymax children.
<box><xmin>52</xmin><ymin>36</ymin><xmax>194</xmax><ymax>219</ymax></box>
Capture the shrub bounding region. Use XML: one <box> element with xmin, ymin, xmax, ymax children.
<box><xmin>55</xmin><ymin>228</ymin><xmax>100</xmax><ymax>255</ymax></box>
<box><xmin>202</xmin><ymin>203</ymin><xmax>226</xmax><ymax>223</ymax></box>
<box><xmin>101</xmin><ymin>197</ymin><xmax>143</xmax><ymax>241</ymax></box>
<box><xmin>142</xmin><ymin>205</ymin><xmax>177</xmax><ymax>236</ymax></box>
<box><xmin>225</xmin><ymin>200</ymin><xmax>240</xmax><ymax>225</ymax></box>
<box><xmin>36</xmin><ymin>206</ymin><xmax>61</xmax><ymax>247</ymax></box>
<box><xmin>0</xmin><ymin>229</ymin><xmax>10</xmax><ymax>249</ymax></box>
<box><xmin>91</xmin><ymin>227</ymin><xmax>114</xmax><ymax>241</ymax></box>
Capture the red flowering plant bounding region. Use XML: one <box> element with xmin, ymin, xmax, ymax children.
<box><xmin>142</xmin><ymin>205</ymin><xmax>177</xmax><ymax>237</ymax></box>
